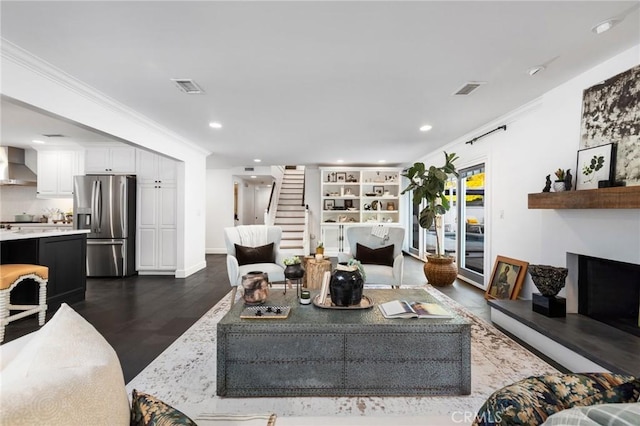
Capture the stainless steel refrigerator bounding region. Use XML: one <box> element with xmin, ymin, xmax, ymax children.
<box><xmin>73</xmin><ymin>175</ymin><xmax>136</xmax><ymax>277</ymax></box>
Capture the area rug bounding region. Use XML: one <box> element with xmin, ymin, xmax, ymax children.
<box><xmin>126</xmin><ymin>285</ymin><xmax>558</xmax><ymax>419</ymax></box>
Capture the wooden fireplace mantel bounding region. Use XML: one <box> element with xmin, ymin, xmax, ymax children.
<box><xmin>528</xmin><ymin>186</ymin><xmax>640</xmax><ymax>209</ymax></box>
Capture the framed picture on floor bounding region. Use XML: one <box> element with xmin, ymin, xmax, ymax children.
<box><xmin>575</xmin><ymin>143</ymin><xmax>616</xmax><ymax>190</ymax></box>
<box><xmin>485</xmin><ymin>256</ymin><xmax>528</xmax><ymax>300</ymax></box>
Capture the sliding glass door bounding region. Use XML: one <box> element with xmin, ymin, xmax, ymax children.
<box><xmin>404</xmin><ymin>163</ymin><xmax>486</xmax><ymax>285</ymax></box>
<box><xmin>456</xmin><ymin>164</ymin><xmax>485</xmax><ymax>283</ymax></box>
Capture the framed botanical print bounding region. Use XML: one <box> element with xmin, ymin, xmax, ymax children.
<box><xmin>575</xmin><ymin>143</ymin><xmax>615</xmax><ymax>190</ymax></box>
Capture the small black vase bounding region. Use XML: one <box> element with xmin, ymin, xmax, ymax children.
<box><xmin>329</xmin><ymin>263</ymin><xmax>364</xmax><ymax>306</ymax></box>
<box><xmin>284</xmin><ymin>263</ymin><xmax>304</xmax><ymax>280</ymax></box>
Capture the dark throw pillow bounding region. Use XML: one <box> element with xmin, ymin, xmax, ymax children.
<box><xmin>235</xmin><ymin>242</ymin><xmax>275</xmax><ymax>266</ymax></box>
<box><xmin>130</xmin><ymin>389</ymin><xmax>197</xmax><ymax>426</ymax></box>
<box><xmin>356</xmin><ymin>243</ymin><xmax>394</xmax><ymax>267</ymax></box>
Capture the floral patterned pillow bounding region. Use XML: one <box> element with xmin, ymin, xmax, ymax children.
<box><xmin>473</xmin><ymin>373</ymin><xmax>639</xmax><ymax>426</ymax></box>
<box><xmin>130</xmin><ymin>389</ymin><xmax>197</xmax><ymax>426</ymax></box>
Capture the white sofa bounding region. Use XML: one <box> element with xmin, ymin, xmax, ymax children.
<box><xmin>0</xmin><ymin>304</ymin><xmax>279</xmax><ymax>426</ymax></box>
<box><xmin>0</xmin><ymin>304</ymin><xmax>130</xmax><ymax>425</ymax></box>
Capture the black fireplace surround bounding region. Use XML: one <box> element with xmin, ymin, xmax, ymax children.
<box><xmin>578</xmin><ymin>255</ymin><xmax>640</xmax><ymax>337</ymax></box>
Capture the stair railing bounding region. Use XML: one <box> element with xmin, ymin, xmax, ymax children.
<box><xmin>264</xmin><ymin>165</ymin><xmax>285</xmax><ymax>225</ymax></box>
<box><xmin>300</xmin><ymin>166</ymin><xmax>306</xmax><ymax>207</ymax></box>
<box><xmin>303</xmin><ymin>204</ymin><xmax>310</xmax><ymax>255</ymax></box>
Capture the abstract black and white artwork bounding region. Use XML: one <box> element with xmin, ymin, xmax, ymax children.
<box><xmin>580</xmin><ymin>64</ymin><xmax>640</xmax><ymax>186</ymax></box>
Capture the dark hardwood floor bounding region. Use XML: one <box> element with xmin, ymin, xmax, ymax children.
<box><xmin>3</xmin><ymin>254</ymin><xmax>489</xmax><ymax>383</ymax></box>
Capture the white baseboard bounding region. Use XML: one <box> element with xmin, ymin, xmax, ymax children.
<box><xmin>175</xmin><ymin>261</ymin><xmax>207</xmax><ymax>278</ymax></box>
<box><xmin>207</xmin><ymin>248</ymin><xmax>227</xmax><ymax>254</ymax></box>
<box><xmin>490</xmin><ymin>308</ymin><xmax>610</xmax><ymax>373</ymax></box>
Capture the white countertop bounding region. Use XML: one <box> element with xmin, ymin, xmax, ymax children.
<box><xmin>0</xmin><ymin>228</ymin><xmax>90</xmax><ymax>242</ymax></box>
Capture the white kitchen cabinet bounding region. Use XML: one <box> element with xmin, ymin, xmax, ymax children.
<box><xmin>136</xmin><ymin>162</ymin><xmax>177</xmax><ymax>274</ymax></box>
<box><xmin>36</xmin><ymin>150</ymin><xmax>82</xmax><ymax>198</ymax></box>
<box><xmin>135</xmin><ymin>149</ymin><xmax>177</xmax><ymax>185</ymax></box>
<box><xmin>85</xmin><ymin>146</ymin><xmax>135</xmax><ymax>174</ymax></box>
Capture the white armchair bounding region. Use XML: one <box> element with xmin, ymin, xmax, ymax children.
<box><xmin>224</xmin><ymin>225</ymin><xmax>285</xmax><ymax>305</ymax></box>
<box><xmin>339</xmin><ymin>226</ymin><xmax>405</xmax><ymax>287</ymax></box>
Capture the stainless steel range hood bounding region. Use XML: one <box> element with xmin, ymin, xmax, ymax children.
<box><xmin>0</xmin><ymin>146</ymin><xmax>37</xmax><ymax>186</ymax></box>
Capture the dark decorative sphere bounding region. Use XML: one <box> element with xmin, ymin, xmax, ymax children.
<box><xmin>528</xmin><ymin>265</ymin><xmax>568</xmax><ymax>297</ymax></box>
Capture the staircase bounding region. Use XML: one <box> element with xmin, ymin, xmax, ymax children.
<box><xmin>275</xmin><ymin>167</ymin><xmax>306</xmax><ymax>253</ymax></box>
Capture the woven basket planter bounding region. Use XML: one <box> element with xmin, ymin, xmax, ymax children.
<box><xmin>424</xmin><ymin>255</ymin><xmax>457</xmax><ymax>287</ymax></box>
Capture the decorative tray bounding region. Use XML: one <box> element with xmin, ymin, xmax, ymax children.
<box><xmin>240</xmin><ymin>305</ymin><xmax>291</xmax><ymax>319</ymax></box>
<box><xmin>312</xmin><ymin>295</ymin><xmax>374</xmax><ymax>310</ymax></box>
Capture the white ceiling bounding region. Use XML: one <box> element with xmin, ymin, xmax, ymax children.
<box><xmin>1</xmin><ymin>1</ymin><xmax>639</xmax><ymax>169</ymax></box>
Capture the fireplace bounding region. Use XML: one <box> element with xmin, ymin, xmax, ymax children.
<box><xmin>578</xmin><ymin>255</ymin><xmax>640</xmax><ymax>337</ymax></box>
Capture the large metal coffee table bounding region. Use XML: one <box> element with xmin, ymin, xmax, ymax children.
<box><xmin>217</xmin><ymin>288</ymin><xmax>471</xmax><ymax>397</ymax></box>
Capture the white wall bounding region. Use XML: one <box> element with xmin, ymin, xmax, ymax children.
<box><xmin>205</xmin><ymin>169</ymin><xmax>235</xmax><ymax>254</ymax></box>
<box><xmin>411</xmin><ymin>44</ymin><xmax>640</xmax><ymax>298</ymax></box>
<box><xmin>2</xmin><ymin>41</ymin><xmax>209</xmax><ymax>277</ymax></box>
<box><xmin>305</xmin><ymin>167</ymin><xmax>322</xmax><ymax>251</ymax></box>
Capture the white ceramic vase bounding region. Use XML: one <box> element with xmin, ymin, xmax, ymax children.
<box><xmin>552</xmin><ymin>181</ymin><xmax>565</xmax><ymax>192</ymax></box>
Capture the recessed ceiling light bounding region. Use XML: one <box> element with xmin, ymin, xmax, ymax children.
<box><xmin>209</xmin><ymin>122</ymin><xmax>222</xmax><ymax>129</ymax></box>
<box><xmin>32</xmin><ymin>140</ymin><xmax>45</xmax><ymax>144</ymax></box>
<box><xmin>419</xmin><ymin>125</ymin><xmax>433</xmax><ymax>132</ymax></box>
<box><xmin>250</xmin><ymin>175</ymin><xmax>257</xmax><ymax>179</ymax></box>
<box><xmin>378</xmin><ymin>160</ymin><xmax>386</xmax><ymax>163</ymax></box>
<box><xmin>254</xmin><ymin>159</ymin><xmax>261</xmax><ymax>163</ymax></box>
<box><xmin>591</xmin><ymin>18</ymin><xmax>620</xmax><ymax>34</ymax></box>
<box><xmin>336</xmin><ymin>159</ymin><xmax>344</xmax><ymax>163</ymax></box>
<box><xmin>527</xmin><ymin>66</ymin><xmax>546</xmax><ymax>76</ymax></box>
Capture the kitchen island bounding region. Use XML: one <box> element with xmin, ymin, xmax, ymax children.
<box><xmin>1</xmin><ymin>229</ymin><xmax>90</xmax><ymax>310</ymax></box>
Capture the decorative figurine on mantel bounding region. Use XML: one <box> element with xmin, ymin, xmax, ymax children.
<box><xmin>528</xmin><ymin>264</ymin><xmax>568</xmax><ymax>317</ymax></box>
<box><xmin>543</xmin><ymin>175</ymin><xmax>551</xmax><ymax>192</ymax></box>
<box><xmin>564</xmin><ymin>169</ymin><xmax>573</xmax><ymax>191</ymax></box>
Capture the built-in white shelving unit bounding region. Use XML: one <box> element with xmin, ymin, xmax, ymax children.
<box><xmin>319</xmin><ymin>167</ymin><xmax>402</xmax><ymax>253</ymax></box>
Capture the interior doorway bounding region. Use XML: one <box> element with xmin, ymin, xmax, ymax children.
<box><xmin>234</xmin><ymin>177</ymin><xmax>275</xmax><ymax>226</ymax></box>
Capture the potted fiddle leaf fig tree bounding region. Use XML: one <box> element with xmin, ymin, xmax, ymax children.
<box><xmin>402</xmin><ymin>151</ymin><xmax>459</xmax><ymax>286</ymax></box>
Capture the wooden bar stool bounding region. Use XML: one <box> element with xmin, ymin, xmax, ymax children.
<box><xmin>0</xmin><ymin>264</ymin><xmax>48</xmax><ymax>343</ymax></box>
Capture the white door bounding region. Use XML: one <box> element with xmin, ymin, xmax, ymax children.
<box><xmin>36</xmin><ymin>151</ymin><xmax>59</xmax><ymax>196</ymax></box>
<box><xmin>57</xmin><ymin>151</ymin><xmax>75</xmax><ymax>195</ymax></box>
<box><xmin>138</xmin><ymin>185</ymin><xmax>158</xmax><ymax>227</ymax></box>
<box><xmin>159</xmin><ymin>228</ymin><xmax>177</xmax><ymax>269</ymax></box>
<box><xmin>137</xmin><ymin>228</ymin><xmax>157</xmax><ymax>269</ymax></box>
<box><xmin>158</xmin><ymin>186</ymin><xmax>177</xmax><ymax>227</ymax></box>
<box><xmin>254</xmin><ymin>186</ymin><xmax>271</xmax><ymax>224</ymax></box>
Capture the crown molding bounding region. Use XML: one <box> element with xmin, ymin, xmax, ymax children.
<box><xmin>1</xmin><ymin>38</ymin><xmax>211</xmax><ymax>157</ymax></box>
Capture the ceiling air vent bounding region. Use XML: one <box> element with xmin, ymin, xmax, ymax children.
<box><xmin>453</xmin><ymin>81</ymin><xmax>486</xmax><ymax>96</ymax></box>
<box><xmin>244</xmin><ymin>167</ymin><xmax>255</xmax><ymax>172</ymax></box>
<box><xmin>171</xmin><ymin>79</ymin><xmax>205</xmax><ymax>94</ymax></box>
<box><xmin>42</xmin><ymin>134</ymin><xmax>65</xmax><ymax>138</ymax></box>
